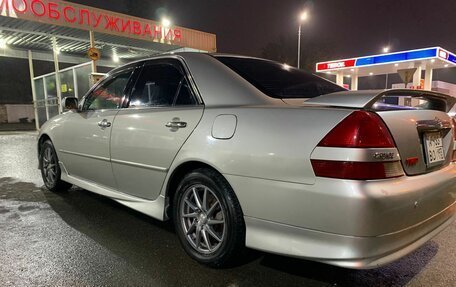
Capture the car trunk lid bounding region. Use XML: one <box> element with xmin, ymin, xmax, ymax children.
<box><xmin>378</xmin><ymin>109</ymin><xmax>453</xmax><ymax>175</ymax></box>
<box><xmin>305</xmin><ymin>89</ymin><xmax>456</xmax><ymax>175</ymax></box>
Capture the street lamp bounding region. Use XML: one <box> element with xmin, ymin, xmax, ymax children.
<box><xmin>162</xmin><ymin>17</ymin><xmax>171</xmax><ymax>28</ymax></box>
<box><xmin>297</xmin><ymin>11</ymin><xmax>308</xmax><ymax>69</ymax></box>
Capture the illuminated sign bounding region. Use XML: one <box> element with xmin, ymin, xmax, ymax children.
<box><xmin>448</xmin><ymin>54</ymin><xmax>456</xmax><ymax>64</ymax></box>
<box><xmin>355</xmin><ymin>48</ymin><xmax>437</xmax><ymax>66</ymax></box>
<box><xmin>0</xmin><ymin>0</ymin><xmax>217</xmax><ymax>52</ymax></box>
<box><xmin>438</xmin><ymin>49</ymin><xmax>448</xmax><ymax>59</ymax></box>
<box><xmin>438</xmin><ymin>48</ymin><xmax>456</xmax><ymax>64</ymax></box>
<box><xmin>317</xmin><ymin>59</ymin><xmax>356</xmax><ymax>71</ymax></box>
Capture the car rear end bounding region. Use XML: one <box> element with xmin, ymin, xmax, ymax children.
<box><xmin>304</xmin><ymin>90</ymin><xmax>456</xmax><ymax>268</ymax></box>
<box><xmin>208</xmin><ymin>55</ymin><xmax>455</xmax><ymax>268</ymax></box>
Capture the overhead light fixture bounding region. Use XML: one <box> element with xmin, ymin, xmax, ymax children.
<box><xmin>383</xmin><ymin>46</ymin><xmax>390</xmax><ymax>53</ymax></box>
<box><xmin>444</xmin><ymin>64</ymin><xmax>449</xmax><ymax>67</ymax></box>
<box><xmin>394</xmin><ymin>63</ymin><xmax>399</xmax><ymax>67</ymax></box>
<box><xmin>0</xmin><ymin>38</ymin><xmax>7</xmax><ymax>49</ymax></box>
<box><xmin>350</xmin><ymin>68</ymin><xmax>355</xmax><ymax>72</ymax></box>
<box><xmin>162</xmin><ymin>17</ymin><xmax>171</xmax><ymax>28</ymax></box>
<box><xmin>112</xmin><ymin>53</ymin><xmax>119</xmax><ymax>63</ymax></box>
<box><xmin>369</xmin><ymin>72</ymin><xmax>374</xmax><ymax>76</ymax></box>
<box><xmin>431</xmin><ymin>59</ymin><xmax>435</xmax><ymax>63</ymax></box>
<box><xmin>345</xmin><ymin>75</ymin><xmax>351</xmax><ymax>78</ymax></box>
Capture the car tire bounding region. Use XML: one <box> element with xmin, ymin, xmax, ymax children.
<box><xmin>173</xmin><ymin>168</ymin><xmax>245</xmax><ymax>268</ymax></box>
<box><xmin>39</xmin><ymin>140</ymin><xmax>72</xmax><ymax>192</ymax></box>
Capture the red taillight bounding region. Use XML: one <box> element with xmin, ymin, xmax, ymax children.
<box><xmin>311</xmin><ymin>160</ymin><xmax>404</xmax><ymax>180</ymax></box>
<box><xmin>312</xmin><ymin>111</ymin><xmax>404</xmax><ymax>180</ymax></box>
<box><xmin>318</xmin><ymin>111</ymin><xmax>395</xmax><ymax>148</ymax></box>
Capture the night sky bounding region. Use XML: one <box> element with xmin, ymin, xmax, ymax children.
<box><xmin>69</xmin><ymin>0</ymin><xmax>456</xmax><ymax>60</ymax></box>
<box><xmin>2</xmin><ymin>0</ymin><xmax>456</xmax><ymax>105</ymax></box>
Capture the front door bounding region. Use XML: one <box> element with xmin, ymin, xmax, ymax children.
<box><xmin>58</xmin><ymin>69</ymin><xmax>134</xmax><ymax>189</ymax></box>
<box><xmin>110</xmin><ymin>59</ymin><xmax>204</xmax><ymax>200</ymax></box>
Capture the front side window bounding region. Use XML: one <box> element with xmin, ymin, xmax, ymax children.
<box><xmin>129</xmin><ymin>62</ymin><xmax>197</xmax><ymax>108</ymax></box>
<box><xmin>83</xmin><ymin>70</ymin><xmax>133</xmax><ymax>110</ymax></box>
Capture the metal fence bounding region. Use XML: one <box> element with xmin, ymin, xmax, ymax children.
<box><xmin>33</xmin><ymin>62</ymin><xmax>100</xmax><ymax>127</ymax></box>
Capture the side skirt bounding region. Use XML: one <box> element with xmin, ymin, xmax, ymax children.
<box><xmin>60</xmin><ymin>162</ymin><xmax>166</xmax><ymax>221</ymax></box>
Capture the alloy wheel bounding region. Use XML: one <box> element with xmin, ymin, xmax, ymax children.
<box><xmin>42</xmin><ymin>146</ymin><xmax>57</xmax><ymax>186</ymax></box>
<box><xmin>180</xmin><ymin>184</ymin><xmax>226</xmax><ymax>254</ymax></box>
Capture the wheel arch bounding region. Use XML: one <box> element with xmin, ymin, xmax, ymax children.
<box><xmin>37</xmin><ymin>133</ymin><xmax>52</xmax><ymax>167</ymax></box>
<box><xmin>164</xmin><ymin>160</ymin><xmax>239</xmax><ymax>219</ymax></box>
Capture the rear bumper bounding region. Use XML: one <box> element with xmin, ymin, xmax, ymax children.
<box><xmin>244</xmin><ymin>201</ymin><xmax>455</xmax><ymax>269</ymax></box>
<box><xmin>225</xmin><ymin>163</ymin><xmax>456</xmax><ymax>268</ymax></box>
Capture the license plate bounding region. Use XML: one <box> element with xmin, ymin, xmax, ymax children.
<box><xmin>424</xmin><ymin>132</ymin><xmax>445</xmax><ymax>165</ymax></box>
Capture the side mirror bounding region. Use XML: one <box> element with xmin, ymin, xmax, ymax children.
<box><xmin>62</xmin><ymin>97</ymin><xmax>78</xmax><ymax>111</ymax></box>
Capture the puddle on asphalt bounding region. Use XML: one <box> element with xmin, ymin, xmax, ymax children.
<box><xmin>0</xmin><ymin>177</ymin><xmax>45</xmax><ymax>202</ymax></box>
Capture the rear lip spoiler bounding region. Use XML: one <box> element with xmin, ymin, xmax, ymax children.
<box><xmin>304</xmin><ymin>89</ymin><xmax>456</xmax><ymax>112</ymax></box>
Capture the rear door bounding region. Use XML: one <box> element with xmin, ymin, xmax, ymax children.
<box><xmin>58</xmin><ymin>68</ymin><xmax>134</xmax><ymax>189</ymax></box>
<box><xmin>110</xmin><ymin>58</ymin><xmax>204</xmax><ymax>200</ymax></box>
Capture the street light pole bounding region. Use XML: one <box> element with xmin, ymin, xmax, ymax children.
<box><xmin>382</xmin><ymin>46</ymin><xmax>390</xmax><ymax>89</ymax></box>
<box><xmin>297</xmin><ymin>23</ymin><xmax>301</xmax><ymax>69</ymax></box>
<box><xmin>297</xmin><ymin>11</ymin><xmax>308</xmax><ymax>69</ymax></box>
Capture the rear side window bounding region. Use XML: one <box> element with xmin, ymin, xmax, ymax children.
<box><xmin>215</xmin><ymin>56</ymin><xmax>344</xmax><ymax>99</ymax></box>
<box><xmin>129</xmin><ymin>62</ymin><xmax>197</xmax><ymax>107</ymax></box>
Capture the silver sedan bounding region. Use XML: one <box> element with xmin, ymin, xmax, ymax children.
<box><xmin>37</xmin><ymin>53</ymin><xmax>456</xmax><ymax>269</ymax></box>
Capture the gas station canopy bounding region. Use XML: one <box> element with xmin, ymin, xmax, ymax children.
<box><xmin>0</xmin><ymin>0</ymin><xmax>217</xmax><ymax>130</ymax></box>
<box><xmin>0</xmin><ymin>0</ymin><xmax>217</xmax><ymax>62</ymax></box>
<box><xmin>315</xmin><ymin>47</ymin><xmax>456</xmax><ymax>91</ymax></box>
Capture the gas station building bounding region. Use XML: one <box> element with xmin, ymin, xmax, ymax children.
<box><xmin>0</xmin><ymin>0</ymin><xmax>216</xmax><ymax>129</ymax></box>
<box><xmin>316</xmin><ymin>47</ymin><xmax>456</xmax><ymax>95</ymax></box>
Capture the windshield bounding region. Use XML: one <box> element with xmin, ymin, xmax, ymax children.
<box><xmin>215</xmin><ymin>56</ymin><xmax>345</xmax><ymax>99</ymax></box>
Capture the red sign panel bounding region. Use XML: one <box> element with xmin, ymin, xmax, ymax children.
<box><xmin>316</xmin><ymin>59</ymin><xmax>356</xmax><ymax>72</ymax></box>
<box><xmin>0</xmin><ymin>0</ymin><xmax>217</xmax><ymax>52</ymax></box>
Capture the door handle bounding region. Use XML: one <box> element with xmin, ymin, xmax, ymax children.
<box><xmin>98</xmin><ymin>119</ymin><xmax>112</xmax><ymax>128</ymax></box>
<box><xmin>165</xmin><ymin>121</ymin><xmax>187</xmax><ymax>129</ymax></box>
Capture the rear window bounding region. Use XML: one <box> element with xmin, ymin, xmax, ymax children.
<box><xmin>215</xmin><ymin>56</ymin><xmax>345</xmax><ymax>99</ymax></box>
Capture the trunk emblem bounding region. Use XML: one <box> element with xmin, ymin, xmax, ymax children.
<box><xmin>406</xmin><ymin>157</ymin><xmax>419</xmax><ymax>166</ymax></box>
<box><xmin>373</xmin><ymin>152</ymin><xmax>395</xmax><ymax>160</ymax></box>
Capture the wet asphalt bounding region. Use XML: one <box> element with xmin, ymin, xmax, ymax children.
<box><xmin>0</xmin><ymin>132</ymin><xmax>455</xmax><ymax>287</ymax></box>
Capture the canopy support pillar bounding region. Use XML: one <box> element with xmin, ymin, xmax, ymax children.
<box><xmin>52</xmin><ymin>37</ymin><xmax>63</xmax><ymax>114</ymax></box>
<box><xmin>351</xmin><ymin>75</ymin><xmax>358</xmax><ymax>91</ymax></box>
<box><xmin>28</xmin><ymin>50</ymin><xmax>39</xmax><ymax>131</ymax></box>
<box><xmin>89</xmin><ymin>30</ymin><xmax>97</xmax><ymax>74</ymax></box>
<box><xmin>424</xmin><ymin>66</ymin><xmax>433</xmax><ymax>91</ymax></box>
<box><xmin>336</xmin><ymin>71</ymin><xmax>344</xmax><ymax>87</ymax></box>
<box><xmin>412</xmin><ymin>65</ymin><xmax>422</xmax><ymax>89</ymax></box>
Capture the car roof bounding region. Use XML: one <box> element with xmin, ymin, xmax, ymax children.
<box><xmin>108</xmin><ymin>52</ymin><xmax>274</xmax><ymax>75</ymax></box>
